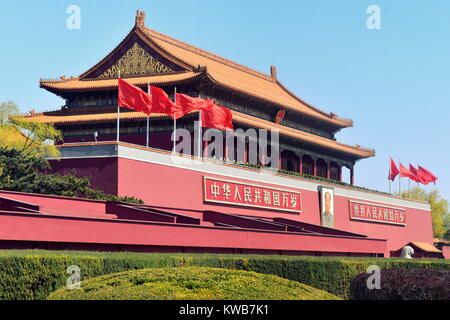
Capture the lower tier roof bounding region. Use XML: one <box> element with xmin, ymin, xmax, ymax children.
<box><xmin>17</xmin><ymin>110</ymin><xmax>375</xmax><ymax>159</ymax></box>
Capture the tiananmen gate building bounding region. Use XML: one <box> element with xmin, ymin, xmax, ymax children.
<box><xmin>1</xmin><ymin>11</ymin><xmax>444</xmax><ymax>259</ymax></box>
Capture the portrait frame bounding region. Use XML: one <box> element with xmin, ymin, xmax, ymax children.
<box><xmin>319</xmin><ymin>186</ymin><xmax>335</xmax><ymax>228</ymax></box>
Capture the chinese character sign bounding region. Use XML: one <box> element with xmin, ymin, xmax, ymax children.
<box><xmin>203</xmin><ymin>177</ymin><xmax>302</xmax><ymax>213</ymax></box>
<box><xmin>349</xmin><ymin>200</ymin><xmax>406</xmax><ymax>226</ymax></box>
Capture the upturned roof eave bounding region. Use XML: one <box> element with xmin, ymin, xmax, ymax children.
<box><xmin>39</xmin><ymin>72</ymin><xmax>203</xmax><ymax>94</ymax></box>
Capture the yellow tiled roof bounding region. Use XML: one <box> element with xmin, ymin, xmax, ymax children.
<box><xmin>232</xmin><ymin>111</ymin><xmax>374</xmax><ymax>158</ymax></box>
<box><xmin>144</xmin><ymin>27</ymin><xmax>352</xmax><ymax>128</ymax></box>
<box><xmin>40</xmin><ymin>72</ymin><xmax>202</xmax><ymax>91</ymax></box>
<box><xmin>411</xmin><ymin>242</ymin><xmax>442</xmax><ymax>253</ymax></box>
<box><xmin>35</xmin><ymin>13</ymin><xmax>374</xmax><ymax>159</ymax></box>
<box><xmin>40</xmin><ymin>20</ymin><xmax>352</xmax><ymax>128</ymax></box>
<box><xmin>18</xmin><ymin>111</ymin><xmax>170</xmax><ymax>124</ymax></box>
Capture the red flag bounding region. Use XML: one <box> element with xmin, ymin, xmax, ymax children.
<box><xmin>388</xmin><ymin>158</ymin><xmax>399</xmax><ymax>181</ymax></box>
<box><xmin>201</xmin><ymin>104</ymin><xmax>233</xmax><ymax>131</ymax></box>
<box><xmin>399</xmin><ymin>163</ymin><xmax>416</xmax><ymax>181</ymax></box>
<box><xmin>417</xmin><ymin>168</ymin><xmax>430</xmax><ymax>185</ymax></box>
<box><xmin>175</xmin><ymin>93</ymin><xmax>213</xmax><ymax>119</ymax></box>
<box><xmin>275</xmin><ymin>110</ymin><xmax>286</xmax><ymax>124</ymax></box>
<box><xmin>419</xmin><ymin>166</ymin><xmax>438</xmax><ymax>185</ymax></box>
<box><xmin>149</xmin><ymin>86</ymin><xmax>179</xmax><ymax>119</ymax></box>
<box><xmin>118</xmin><ymin>78</ymin><xmax>152</xmax><ymax>115</ymax></box>
<box><xmin>409</xmin><ymin>164</ymin><xmax>426</xmax><ymax>184</ymax></box>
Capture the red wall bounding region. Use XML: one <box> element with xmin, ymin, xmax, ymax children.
<box><xmin>49</xmin><ymin>158</ymin><xmax>118</xmax><ymax>195</ymax></box>
<box><xmin>0</xmin><ymin>190</ymin><xmax>108</xmax><ymax>218</ymax></box>
<box><xmin>442</xmin><ymin>246</ymin><xmax>450</xmax><ymax>259</ymax></box>
<box><xmin>0</xmin><ymin>211</ymin><xmax>386</xmax><ymax>255</ymax></box>
<box><xmin>116</xmin><ymin>158</ymin><xmax>433</xmax><ymax>257</ymax></box>
<box><xmin>48</xmin><ymin>155</ymin><xmax>433</xmax><ymax>257</ymax></box>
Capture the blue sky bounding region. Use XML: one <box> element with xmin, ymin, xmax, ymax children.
<box><xmin>1</xmin><ymin>0</ymin><xmax>449</xmax><ymax>201</ymax></box>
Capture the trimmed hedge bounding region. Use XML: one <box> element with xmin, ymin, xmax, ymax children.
<box><xmin>48</xmin><ymin>267</ymin><xmax>341</xmax><ymax>300</ymax></box>
<box><xmin>0</xmin><ymin>250</ymin><xmax>449</xmax><ymax>300</ymax></box>
<box><xmin>350</xmin><ymin>268</ymin><xmax>450</xmax><ymax>300</ymax></box>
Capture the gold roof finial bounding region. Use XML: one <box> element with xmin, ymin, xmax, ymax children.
<box><xmin>135</xmin><ymin>10</ymin><xmax>146</xmax><ymax>29</ymax></box>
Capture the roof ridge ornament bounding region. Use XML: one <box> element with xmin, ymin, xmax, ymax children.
<box><xmin>270</xmin><ymin>65</ymin><xmax>277</xmax><ymax>82</ymax></box>
<box><xmin>330</xmin><ymin>112</ymin><xmax>338</xmax><ymax>119</ymax></box>
<box><xmin>135</xmin><ymin>10</ymin><xmax>146</xmax><ymax>29</ymax></box>
<box><xmin>194</xmin><ymin>65</ymin><xmax>208</xmax><ymax>73</ymax></box>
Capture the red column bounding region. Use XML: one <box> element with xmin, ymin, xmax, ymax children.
<box><xmin>278</xmin><ymin>152</ymin><xmax>282</xmax><ymax>170</ymax></box>
<box><xmin>339</xmin><ymin>166</ymin><xmax>342</xmax><ymax>182</ymax></box>
<box><xmin>313</xmin><ymin>158</ymin><xmax>317</xmax><ymax>176</ymax></box>
<box><xmin>299</xmin><ymin>154</ymin><xmax>303</xmax><ymax>174</ymax></box>
<box><xmin>244</xmin><ymin>142</ymin><xmax>248</xmax><ymax>164</ymax></box>
<box><xmin>224</xmin><ymin>139</ymin><xmax>228</xmax><ymax>162</ymax></box>
<box><xmin>350</xmin><ymin>167</ymin><xmax>355</xmax><ymax>185</ymax></box>
<box><xmin>203</xmin><ymin>141</ymin><xmax>208</xmax><ymax>159</ymax></box>
<box><xmin>326</xmin><ymin>160</ymin><xmax>330</xmax><ymax>179</ymax></box>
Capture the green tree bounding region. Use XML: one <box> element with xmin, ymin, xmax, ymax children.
<box><xmin>444</xmin><ymin>218</ymin><xmax>450</xmax><ymax>240</ymax></box>
<box><xmin>0</xmin><ymin>101</ymin><xmax>62</xmax><ymax>158</ymax></box>
<box><xmin>0</xmin><ymin>102</ymin><xmax>141</xmax><ymax>203</ymax></box>
<box><xmin>9</xmin><ymin>118</ymin><xmax>62</xmax><ymax>158</ymax></box>
<box><xmin>0</xmin><ymin>100</ymin><xmax>19</xmax><ymax>125</ymax></box>
<box><xmin>398</xmin><ymin>187</ymin><xmax>449</xmax><ymax>238</ymax></box>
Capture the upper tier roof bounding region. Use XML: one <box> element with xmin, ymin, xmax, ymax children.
<box><xmin>142</xmin><ymin>28</ymin><xmax>353</xmax><ymax>128</ymax></box>
<box><xmin>40</xmin><ymin>11</ymin><xmax>353</xmax><ymax>128</ymax></box>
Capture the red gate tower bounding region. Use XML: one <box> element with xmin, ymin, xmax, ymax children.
<box><xmin>8</xmin><ymin>11</ymin><xmax>437</xmax><ymax>258</ymax></box>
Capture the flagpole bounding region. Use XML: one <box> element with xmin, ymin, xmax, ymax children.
<box><xmin>146</xmin><ymin>83</ymin><xmax>150</xmax><ymax>148</ymax></box>
<box><xmin>398</xmin><ymin>158</ymin><xmax>401</xmax><ymax>196</ymax></box>
<box><xmin>117</xmin><ymin>98</ymin><xmax>120</xmax><ymax>142</ymax></box>
<box><xmin>417</xmin><ymin>163</ymin><xmax>420</xmax><ymax>200</ymax></box>
<box><xmin>146</xmin><ymin>116</ymin><xmax>149</xmax><ymax>148</ymax></box>
<box><xmin>417</xmin><ymin>181</ymin><xmax>419</xmax><ymax>200</ymax></box>
<box><xmin>198</xmin><ymin>94</ymin><xmax>203</xmax><ymax>158</ymax></box>
<box><xmin>173</xmin><ymin>87</ymin><xmax>177</xmax><ymax>153</ymax></box>
<box><xmin>408</xmin><ymin>171</ymin><xmax>411</xmax><ymax>196</ymax></box>
<box><xmin>388</xmin><ymin>153</ymin><xmax>391</xmax><ymax>195</ymax></box>
<box><xmin>117</xmin><ymin>63</ymin><xmax>121</xmax><ymax>143</ymax></box>
<box><xmin>198</xmin><ymin>110</ymin><xmax>202</xmax><ymax>158</ymax></box>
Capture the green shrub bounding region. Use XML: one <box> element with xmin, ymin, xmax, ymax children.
<box><xmin>350</xmin><ymin>268</ymin><xmax>450</xmax><ymax>300</ymax></box>
<box><xmin>47</xmin><ymin>267</ymin><xmax>340</xmax><ymax>300</ymax></box>
<box><xmin>0</xmin><ymin>250</ymin><xmax>449</xmax><ymax>300</ymax></box>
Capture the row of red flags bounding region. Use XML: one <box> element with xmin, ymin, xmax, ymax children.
<box><xmin>388</xmin><ymin>158</ymin><xmax>437</xmax><ymax>185</ymax></box>
<box><xmin>117</xmin><ymin>78</ymin><xmax>233</xmax><ymax>131</ymax></box>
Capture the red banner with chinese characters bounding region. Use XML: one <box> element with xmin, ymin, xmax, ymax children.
<box><xmin>203</xmin><ymin>177</ymin><xmax>302</xmax><ymax>213</ymax></box>
<box><xmin>349</xmin><ymin>200</ymin><xmax>406</xmax><ymax>226</ymax></box>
